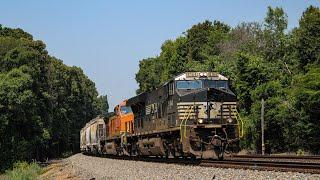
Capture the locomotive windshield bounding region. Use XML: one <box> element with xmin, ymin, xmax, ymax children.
<box><xmin>120</xmin><ymin>106</ymin><xmax>132</xmax><ymax>114</ymax></box>
<box><xmin>176</xmin><ymin>80</ymin><xmax>202</xmax><ymax>89</ymax></box>
<box><xmin>176</xmin><ymin>80</ymin><xmax>229</xmax><ymax>90</ymax></box>
<box><xmin>204</xmin><ymin>80</ymin><xmax>229</xmax><ymax>89</ymax></box>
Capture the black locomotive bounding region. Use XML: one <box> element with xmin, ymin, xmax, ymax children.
<box><xmin>125</xmin><ymin>72</ymin><xmax>241</xmax><ymax>159</ymax></box>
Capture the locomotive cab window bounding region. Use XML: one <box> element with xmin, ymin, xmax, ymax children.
<box><xmin>120</xmin><ymin>106</ymin><xmax>132</xmax><ymax>114</ymax></box>
<box><xmin>176</xmin><ymin>80</ymin><xmax>202</xmax><ymax>90</ymax></box>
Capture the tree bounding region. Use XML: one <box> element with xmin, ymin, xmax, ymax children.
<box><xmin>234</xmin><ymin>53</ymin><xmax>270</xmax><ymax>112</ymax></box>
<box><xmin>264</xmin><ymin>7</ymin><xmax>288</xmax><ymax>64</ymax></box>
<box><xmin>97</xmin><ymin>95</ymin><xmax>109</xmax><ymax>117</ymax></box>
<box><xmin>186</xmin><ymin>20</ymin><xmax>215</xmax><ymax>63</ymax></box>
<box><xmin>295</xmin><ymin>6</ymin><xmax>320</xmax><ymax>69</ymax></box>
<box><xmin>0</xmin><ymin>25</ymin><xmax>107</xmax><ymax>171</ymax></box>
<box><xmin>135</xmin><ymin>58</ymin><xmax>162</xmax><ymax>94</ymax></box>
<box><xmin>290</xmin><ymin>66</ymin><xmax>320</xmax><ymax>153</ymax></box>
<box><xmin>159</xmin><ymin>37</ymin><xmax>188</xmax><ymax>82</ymax></box>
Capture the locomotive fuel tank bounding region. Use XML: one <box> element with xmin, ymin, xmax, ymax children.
<box><xmin>137</xmin><ymin>138</ymin><xmax>166</xmax><ymax>156</ymax></box>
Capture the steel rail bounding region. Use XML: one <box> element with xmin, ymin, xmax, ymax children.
<box><xmin>200</xmin><ymin>159</ymin><xmax>320</xmax><ymax>174</ymax></box>
<box><xmin>231</xmin><ymin>154</ymin><xmax>320</xmax><ymax>160</ymax></box>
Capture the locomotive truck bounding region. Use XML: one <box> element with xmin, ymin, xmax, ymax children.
<box><xmin>80</xmin><ymin>72</ymin><xmax>242</xmax><ymax>159</ymax></box>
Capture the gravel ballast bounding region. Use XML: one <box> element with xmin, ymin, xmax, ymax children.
<box><xmin>60</xmin><ymin>153</ymin><xmax>319</xmax><ymax>180</ymax></box>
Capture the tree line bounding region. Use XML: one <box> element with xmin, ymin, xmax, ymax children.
<box><xmin>0</xmin><ymin>25</ymin><xmax>108</xmax><ymax>171</ymax></box>
<box><xmin>135</xmin><ymin>6</ymin><xmax>320</xmax><ymax>154</ymax></box>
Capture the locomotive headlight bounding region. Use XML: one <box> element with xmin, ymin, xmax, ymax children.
<box><xmin>198</xmin><ymin>119</ymin><xmax>204</xmax><ymax>124</ymax></box>
<box><xmin>227</xmin><ymin>118</ymin><xmax>233</xmax><ymax>123</ymax></box>
<box><xmin>204</xmin><ymin>73</ymin><xmax>207</xmax><ymax>76</ymax></box>
<box><xmin>200</xmin><ymin>73</ymin><xmax>204</xmax><ymax>76</ymax></box>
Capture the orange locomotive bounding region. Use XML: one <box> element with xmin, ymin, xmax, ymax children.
<box><xmin>108</xmin><ymin>100</ymin><xmax>134</xmax><ymax>137</ymax></box>
<box><xmin>105</xmin><ymin>100</ymin><xmax>134</xmax><ymax>155</ymax></box>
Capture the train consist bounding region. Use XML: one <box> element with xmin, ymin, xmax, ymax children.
<box><xmin>80</xmin><ymin>72</ymin><xmax>242</xmax><ymax>159</ymax></box>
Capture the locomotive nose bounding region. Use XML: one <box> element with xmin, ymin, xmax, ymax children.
<box><xmin>177</xmin><ymin>87</ymin><xmax>236</xmax><ymax>103</ymax></box>
<box><xmin>206</xmin><ymin>87</ymin><xmax>236</xmax><ymax>102</ymax></box>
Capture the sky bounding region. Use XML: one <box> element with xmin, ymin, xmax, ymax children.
<box><xmin>0</xmin><ymin>0</ymin><xmax>319</xmax><ymax>109</ymax></box>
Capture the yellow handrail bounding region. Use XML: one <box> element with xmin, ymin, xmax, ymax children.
<box><xmin>184</xmin><ymin>107</ymin><xmax>193</xmax><ymax>138</ymax></box>
<box><xmin>234</xmin><ymin>109</ymin><xmax>244</xmax><ymax>138</ymax></box>
<box><xmin>180</xmin><ymin>105</ymin><xmax>193</xmax><ymax>142</ymax></box>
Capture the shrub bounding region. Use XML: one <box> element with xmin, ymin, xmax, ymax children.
<box><xmin>5</xmin><ymin>161</ymin><xmax>42</xmax><ymax>180</ymax></box>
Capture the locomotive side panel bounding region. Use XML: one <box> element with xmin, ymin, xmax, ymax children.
<box><xmin>108</xmin><ymin>116</ymin><xmax>120</xmax><ymax>138</ymax></box>
<box><xmin>130</xmin><ymin>81</ymin><xmax>179</xmax><ymax>135</ymax></box>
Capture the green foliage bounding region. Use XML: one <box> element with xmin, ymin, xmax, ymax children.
<box><xmin>0</xmin><ymin>25</ymin><xmax>33</xmax><ymax>40</ymax></box>
<box><xmin>264</xmin><ymin>6</ymin><xmax>288</xmax><ymax>34</ymax></box>
<box><xmin>96</xmin><ymin>95</ymin><xmax>109</xmax><ymax>117</ymax></box>
<box><xmin>264</xmin><ymin>7</ymin><xmax>288</xmax><ymax>63</ymax></box>
<box><xmin>290</xmin><ymin>66</ymin><xmax>320</xmax><ymax>153</ymax></box>
<box><xmin>135</xmin><ymin>6</ymin><xmax>320</xmax><ymax>154</ymax></box>
<box><xmin>295</xmin><ymin>6</ymin><xmax>320</xmax><ymax>68</ymax></box>
<box><xmin>186</xmin><ymin>20</ymin><xmax>215</xmax><ymax>63</ymax></box>
<box><xmin>136</xmin><ymin>58</ymin><xmax>162</xmax><ymax>94</ymax></box>
<box><xmin>5</xmin><ymin>161</ymin><xmax>42</xmax><ymax>180</ymax></box>
<box><xmin>0</xmin><ymin>25</ymin><xmax>108</xmax><ymax>172</ymax></box>
<box><xmin>235</xmin><ymin>53</ymin><xmax>270</xmax><ymax>112</ymax></box>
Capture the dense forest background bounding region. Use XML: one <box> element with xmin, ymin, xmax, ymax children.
<box><xmin>0</xmin><ymin>25</ymin><xmax>109</xmax><ymax>171</ymax></box>
<box><xmin>136</xmin><ymin>6</ymin><xmax>320</xmax><ymax>154</ymax></box>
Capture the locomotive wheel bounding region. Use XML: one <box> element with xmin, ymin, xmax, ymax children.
<box><xmin>218</xmin><ymin>152</ymin><xmax>224</xmax><ymax>160</ymax></box>
<box><xmin>165</xmin><ymin>150</ymin><xmax>169</xmax><ymax>159</ymax></box>
<box><xmin>191</xmin><ymin>154</ymin><xmax>197</xmax><ymax>161</ymax></box>
<box><xmin>171</xmin><ymin>148</ymin><xmax>177</xmax><ymax>159</ymax></box>
<box><xmin>214</xmin><ymin>146</ymin><xmax>224</xmax><ymax>160</ymax></box>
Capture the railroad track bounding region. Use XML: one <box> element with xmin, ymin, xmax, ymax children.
<box><xmin>86</xmin><ymin>154</ymin><xmax>320</xmax><ymax>174</ymax></box>
<box><xmin>200</xmin><ymin>159</ymin><xmax>320</xmax><ymax>174</ymax></box>
<box><xmin>231</xmin><ymin>154</ymin><xmax>320</xmax><ymax>160</ymax></box>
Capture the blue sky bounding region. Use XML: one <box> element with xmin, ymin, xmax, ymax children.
<box><xmin>0</xmin><ymin>1</ymin><xmax>319</xmax><ymax>109</ymax></box>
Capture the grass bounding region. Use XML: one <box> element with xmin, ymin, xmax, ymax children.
<box><xmin>5</xmin><ymin>161</ymin><xmax>43</xmax><ymax>180</ymax></box>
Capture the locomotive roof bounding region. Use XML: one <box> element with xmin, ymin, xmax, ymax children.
<box><xmin>127</xmin><ymin>72</ymin><xmax>228</xmax><ymax>106</ymax></box>
<box><xmin>174</xmin><ymin>72</ymin><xmax>228</xmax><ymax>81</ymax></box>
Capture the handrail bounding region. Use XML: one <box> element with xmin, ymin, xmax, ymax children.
<box><xmin>179</xmin><ymin>105</ymin><xmax>193</xmax><ymax>142</ymax></box>
<box><xmin>183</xmin><ymin>106</ymin><xmax>193</xmax><ymax>138</ymax></box>
<box><xmin>234</xmin><ymin>109</ymin><xmax>244</xmax><ymax>138</ymax></box>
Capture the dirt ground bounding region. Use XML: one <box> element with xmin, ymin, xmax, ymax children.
<box><xmin>39</xmin><ymin>160</ymin><xmax>80</xmax><ymax>180</ymax></box>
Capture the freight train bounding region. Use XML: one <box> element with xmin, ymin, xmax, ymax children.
<box><xmin>80</xmin><ymin>72</ymin><xmax>242</xmax><ymax>159</ymax></box>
